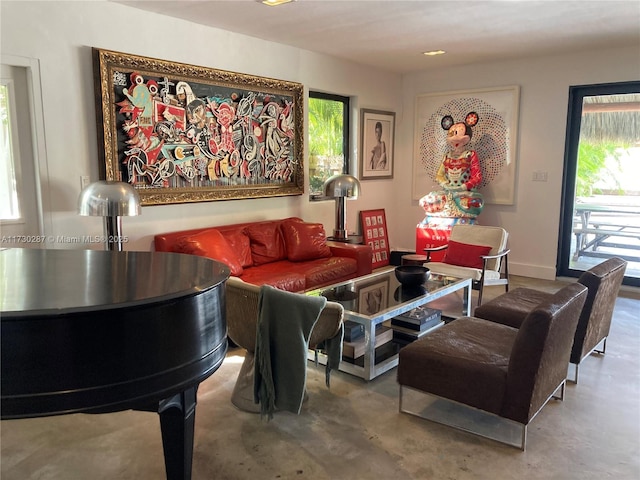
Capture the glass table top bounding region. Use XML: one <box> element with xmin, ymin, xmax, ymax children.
<box><xmin>307</xmin><ymin>267</ymin><xmax>466</xmax><ymax>318</ymax></box>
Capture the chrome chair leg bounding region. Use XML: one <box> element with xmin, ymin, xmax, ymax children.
<box><xmin>398</xmin><ymin>386</ymin><xmax>528</xmax><ymax>450</ymax></box>
<box><xmin>595</xmin><ymin>337</ymin><xmax>607</xmax><ymax>355</ymax></box>
<box><xmin>567</xmin><ymin>363</ymin><xmax>579</xmax><ymax>384</ymax></box>
<box><xmin>552</xmin><ymin>380</ymin><xmax>566</xmax><ymax>401</ymax></box>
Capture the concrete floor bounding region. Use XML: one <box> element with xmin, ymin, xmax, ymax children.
<box><xmin>2</xmin><ymin>277</ymin><xmax>639</xmax><ymax>480</ymax></box>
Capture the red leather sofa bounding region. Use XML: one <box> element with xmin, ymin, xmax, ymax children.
<box><xmin>154</xmin><ymin>217</ymin><xmax>372</xmax><ymax>292</ymax></box>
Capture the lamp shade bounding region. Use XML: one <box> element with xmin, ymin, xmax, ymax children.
<box><xmin>78</xmin><ymin>181</ymin><xmax>141</xmax><ymax>217</ymax></box>
<box><xmin>323</xmin><ymin>174</ymin><xmax>361</xmax><ymax>199</ymax></box>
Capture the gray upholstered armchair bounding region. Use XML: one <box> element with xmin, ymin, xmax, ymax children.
<box><xmin>397</xmin><ymin>283</ymin><xmax>587</xmax><ymax>450</ymax></box>
<box><xmin>225</xmin><ymin>277</ymin><xmax>344</xmax><ymax>414</ymax></box>
<box><xmin>474</xmin><ymin>257</ymin><xmax>627</xmax><ymax>383</ymax></box>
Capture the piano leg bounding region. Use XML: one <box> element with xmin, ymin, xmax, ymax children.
<box><xmin>158</xmin><ymin>386</ymin><xmax>198</xmax><ymax>480</ymax></box>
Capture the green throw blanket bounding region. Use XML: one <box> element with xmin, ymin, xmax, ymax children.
<box><xmin>254</xmin><ymin>285</ymin><xmax>342</xmax><ymax>419</ymax></box>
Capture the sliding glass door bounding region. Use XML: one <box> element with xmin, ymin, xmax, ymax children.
<box><xmin>558</xmin><ymin>81</ymin><xmax>640</xmax><ymax>287</ymax></box>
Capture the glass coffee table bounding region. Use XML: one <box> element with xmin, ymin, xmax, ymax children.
<box><xmin>307</xmin><ymin>266</ymin><xmax>472</xmax><ymax>381</ymax></box>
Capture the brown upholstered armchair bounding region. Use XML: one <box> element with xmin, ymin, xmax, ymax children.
<box><xmin>225</xmin><ymin>277</ymin><xmax>344</xmax><ymax>413</ymax></box>
<box><xmin>474</xmin><ymin>257</ymin><xmax>627</xmax><ymax>383</ymax></box>
<box><xmin>397</xmin><ymin>283</ymin><xmax>587</xmax><ymax>450</ymax></box>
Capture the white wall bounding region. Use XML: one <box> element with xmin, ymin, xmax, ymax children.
<box><xmin>396</xmin><ymin>47</ymin><xmax>640</xmax><ymax>278</ymax></box>
<box><xmin>0</xmin><ymin>0</ymin><xmax>401</xmax><ymax>251</ymax></box>
<box><xmin>2</xmin><ymin>1</ymin><xmax>638</xmax><ymax>280</ymax></box>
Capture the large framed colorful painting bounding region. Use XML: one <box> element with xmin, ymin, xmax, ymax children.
<box><xmin>412</xmin><ymin>86</ymin><xmax>520</xmax><ymax>205</ymax></box>
<box><xmin>92</xmin><ymin>48</ymin><xmax>304</xmax><ymax>206</ymax></box>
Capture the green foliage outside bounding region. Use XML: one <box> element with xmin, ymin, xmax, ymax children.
<box><xmin>309</xmin><ymin>162</ymin><xmax>335</xmax><ymax>194</ymax></box>
<box><xmin>308</xmin><ymin>97</ymin><xmax>345</xmax><ymax>195</ymax></box>
<box><xmin>577</xmin><ymin>94</ymin><xmax>638</xmax><ymax>198</ymax></box>
<box><xmin>576</xmin><ymin>141</ymin><xmax>625</xmax><ymax>197</ymax></box>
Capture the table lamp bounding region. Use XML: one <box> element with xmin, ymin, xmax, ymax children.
<box><xmin>323</xmin><ymin>174</ymin><xmax>361</xmax><ymax>241</ymax></box>
<box><xmin>78</xmin><ymin>180</ymin><xmax>141</xmax><ymax>251</ymax></box>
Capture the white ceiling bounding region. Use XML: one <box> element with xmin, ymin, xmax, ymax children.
<box><xmin>115</xmin><ymin>0</ymin><xmax>640</xmax><ymax>74</ymax></box>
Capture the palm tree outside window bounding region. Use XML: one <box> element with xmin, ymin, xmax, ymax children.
<box><xmin>308</xmin><ymin>91</ymin><xmax>350</xmax><ymax>199</ymax></box>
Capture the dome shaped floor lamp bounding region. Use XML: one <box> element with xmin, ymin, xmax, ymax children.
<box><xmin>78</xmin><ymin>181</ymin><xmax>141</xmax><ymax>251</ymax></box>
<box><xmin>323</xmin><ymin>174</ymin><xmax>361</xmax><ymax>242</ymax></box>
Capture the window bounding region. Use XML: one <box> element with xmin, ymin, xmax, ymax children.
<box><xmin>308</xmin><ymin>91</ymin><xmax>349</xmax><ymax>199</ymax></box>
<box><xmin>1</xmin><ymin>61</ymin><xmax>42</xmax><ymax>241</ymax></box>
<box><xmin>0</xmin><ymin>81</ymin><xmax>21</xmax><ymax>221</ymax></box>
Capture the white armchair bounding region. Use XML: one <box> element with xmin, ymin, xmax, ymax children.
<box><xmin>424</xmin><ymin>224</ymin><xmax>509</xmax><ymax>306</ymax></box>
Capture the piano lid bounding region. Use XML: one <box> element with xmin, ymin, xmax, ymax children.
<box><xmin>0</xmin><ymin>248</ymin><xmax>230</xmax><ymax>317</ymax></box>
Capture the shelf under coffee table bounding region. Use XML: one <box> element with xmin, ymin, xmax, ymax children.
<box><xmin>306</xmin><ymin>266</ymin><xmax>472</xmax><ymax>381</ymax></box>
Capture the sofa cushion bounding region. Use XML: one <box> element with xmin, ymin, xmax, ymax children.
<box><xmin>443</xmin><ymin>240</ymin><xmax>492</xmax><ymax>269</ymax></box>
<box><xmin>294</xmin><ymin>256</ymin><xmax>358</xmax><ymax>288</ymax></box>
<box><xmin>239</xmin><ymin>260</ymin><xmax>306</xmax><ymax>292</ymax></box>
<box><xmin>175</xmin><ymin>229</ymin><xmax>243</xmax><ymax>276</ymax></box>
<box><xmin>282</xmin><ymin>220</ymin><xmax>332</xmax><ymax>262</ymax></box>
<box><xmin>422</xmin><ymin>262</ymin><xmax>497</xmax><ymax>282</ymax></box>
<box><xmin>246</xmin><ymin>222</ymin><xmax>287</xmax><ymax>266</ymax></box>
<box><xmin>222</xmin><ymin>230</ymin><xmax>253</xmax><ymax>268</ymax></box>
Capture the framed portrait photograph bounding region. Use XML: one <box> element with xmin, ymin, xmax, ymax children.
<box><xmin>357</xmin><ymin>279</ymin><xmax>390</xmax><ymax>316</ymax></box>
<box><xmin>359</xmin><ymin>109</ymin><xmax>395</xmax><ymax>180</ymax></box>
<box><xmin>92</xmin><ymin>48</ymin><xmax>304</xmax><ymax>206</ymax></box>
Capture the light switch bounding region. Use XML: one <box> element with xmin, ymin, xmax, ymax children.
<box><xmin>532</xmin><ymin>171</ymin><xmax>548</xmax><ymax>182</ymax></box>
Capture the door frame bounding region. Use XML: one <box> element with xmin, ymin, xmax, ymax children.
<box><xmin>557</xmin><ymin>80</ymin><xmax>639</xmax><ymax>287</ymax></box>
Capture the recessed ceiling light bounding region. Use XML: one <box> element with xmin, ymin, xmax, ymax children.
<box><xmin>258</xmin><ymin>0</ymin><xmax>295</xmax><ymax>6</ymax></box>
<box><xmin>423</xmin><ymin>50</ymin><xmax>446</xmax><ymax>56</ymax></box>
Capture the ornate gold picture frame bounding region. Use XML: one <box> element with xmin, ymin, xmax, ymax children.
<box><xmin>92</xmin><ymin>48</ymin><xmax>304</xmax><ymax>206</ymax></box>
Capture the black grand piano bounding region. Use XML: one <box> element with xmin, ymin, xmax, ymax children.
<box><xmin>0</xmin><ymin>248</ymin><xmax>229</xmax><ymax>480</ymax></box>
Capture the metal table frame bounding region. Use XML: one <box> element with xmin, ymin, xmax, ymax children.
<box><xmin>308</xmin><ymin>267</ymin><xmax>472</xmax><ymax>381</ymax></box>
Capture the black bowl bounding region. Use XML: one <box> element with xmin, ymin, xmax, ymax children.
<box><xmin>394</xmin><ymin>285</ymin><xmax>427</xmax><ymax>302</ymax></box>
<box><xmin>394</xmin><ymin>265</ymin><xmax>430</xmax><ymax>287</ymax></box>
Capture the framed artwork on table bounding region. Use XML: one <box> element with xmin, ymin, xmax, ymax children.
<box><xmin>412</xmin><ymin>85</ymin><xmax>520</xmax><ymax>204</ymax></box>
<box><xmin>360</xmin><ymin>109</ymin><xmax>395</xmax><ymax>180</ymax></box>
<box><xmin>92</xmin><ymin>48</ymin><xmax>304</xmax><ymax>206</ymax></box>
<box><xmin>357</xmin><ymin>279</ymin><xmax>390</xmax><ymax>316</ymax></box>
<box><xmin>360</xmin><ymin>209</ymin><xmax>390</xmax><ymax>269</ymax></box>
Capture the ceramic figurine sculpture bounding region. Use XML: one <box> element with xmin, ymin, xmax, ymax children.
<box><xmin>419</xmin><ymin>112</ymin><xmax>484</xmax><ymax>219</ymax></box>
<box><xmin>416</xmin><ymin>112</ymin><xmax>485</xmax><ymax>261</ymax></box>
<box><xmin>415</xmin><ymin>90</ymin><xmax>514</xmax><ymax>261</ymax></box>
